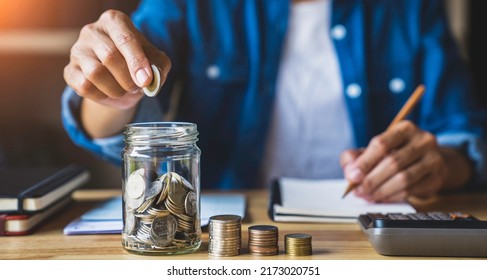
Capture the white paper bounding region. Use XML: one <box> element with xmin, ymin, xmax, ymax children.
<box><xmin>273</xmin><ymin>178</ymin><xmax>415</xmax><ymax>223</ymax></box>
<box><xmin>64</xmin><ymin>193</ymin><xmax>246</xmax><ymax>235</ymax></box>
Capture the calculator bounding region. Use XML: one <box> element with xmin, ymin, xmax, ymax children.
<box><xmin>358</xmin><ymin>212</ymin><xmax>487</xmax><ymax>257</ymax></box>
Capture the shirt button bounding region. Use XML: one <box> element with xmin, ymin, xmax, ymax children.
<box><xmin>206</xmin><ymin>65</ymin><xmax>220</xmax><ymax>79</ymax></box>
<box><xmin>331</xmin><ymin>24</ymin><xmax>347</xmax><ymax>40</ymax></box>
<box><xmin>346</xmin><ymin>83</ymin><xmax>362</xmax><ymax>98</ymax></box>
<box><xmin>389</xmin><ymin>78</ymin><xmax>405</xmax><ymax>94</ymax></box>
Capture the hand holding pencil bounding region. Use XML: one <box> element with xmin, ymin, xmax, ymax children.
<box><xmin>339</xmin><ymin>84</ymin><xmax>451</xmax><ymax>202</ymax></box>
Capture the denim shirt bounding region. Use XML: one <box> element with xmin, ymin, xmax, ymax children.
<box><xmin>62</xmin><ymin>0</ymin><xmax>487</xmax><ymax>190</ymax></box>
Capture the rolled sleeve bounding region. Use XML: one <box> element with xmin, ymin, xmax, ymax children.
<box><xmin>437</xmin><ymin>132</ymin><xmax>487</xmax><ymax>189</ymax></box>
<box><xmin>61</xmin><ymin>86</ymin><xmax>123</xmax><ymax>165</ymax></box>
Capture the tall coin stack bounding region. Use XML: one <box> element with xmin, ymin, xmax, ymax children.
<box><xmin>248</xmin><ymin>225</ymin><xmax>279</xmax><ymax>256</ymax></box>
<box><xmin>284</xmin><ymin>233</ymin><xmax>312</xmax><ymax>256</ymax></box>
<box><xmin>208</xmin><ymin>214</ymin><xmax>242</xmax><ymax>257</ymax></box>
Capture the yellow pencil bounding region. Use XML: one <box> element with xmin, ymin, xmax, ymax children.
<box><xmin>342</xmin><ymin>84</ymin><xmax>426</xmax><ymax>199</ymax></box>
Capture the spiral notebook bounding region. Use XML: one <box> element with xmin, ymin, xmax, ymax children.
<box><xmin>268</xmin><ymin>178</ymin><xmax>416</xmax><ymax>223</ymax></box>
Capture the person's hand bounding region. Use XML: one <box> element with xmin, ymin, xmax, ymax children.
<box><xmin>340</xmin><ymin>120</ymin><xmax>448</xmax><ymax>202</ymax></box>
<box><xmin>64</xmin><ymin>10</ymin><xmax>171</xmax><ymax>110</ymax></box>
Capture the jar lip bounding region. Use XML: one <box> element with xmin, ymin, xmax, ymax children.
<box><xmin>124</xmin><ymin>122</ymin><xmax>198</xmax><ymax>145</ymax></box>
<box><xmin>126</xmin><ymin>122</ymin><xmax>197</xmax><ymax>129</ymax></box>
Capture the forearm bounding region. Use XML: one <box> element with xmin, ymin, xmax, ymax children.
<box><xmin>81</xmin><ymin>98</ymin><xmax>137</xmax><ymax>138</ymax></box>
<box><xmin>440</xmin><ymin>147</ymin><xmax>473</xmax><ymax>191</ymax></box>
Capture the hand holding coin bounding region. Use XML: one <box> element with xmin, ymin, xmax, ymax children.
<box><xmin>64</xmin><ymin>9</ymin><xmax>171</xmax><ymax>110</ymax></box>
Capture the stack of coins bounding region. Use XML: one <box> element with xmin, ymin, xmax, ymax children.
<box><xmin>208</xmin><ymin>214</ymin><xmax>242</xmax><ymax>257</ymax></box>
<box><xmin>248</xmin><ymin>225</ymin><xmax>279</xmax><ymax>256</ymax></box>
<box><xmin>284</xmin><ymin>233</ymin><xmax>312</xmax><ymax>256</ymax></box>
<box><xmin>124</xmin><ymin>168</ymin><xmax>199</xmax><ymax>248</ymax></box>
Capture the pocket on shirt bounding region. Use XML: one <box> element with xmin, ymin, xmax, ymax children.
<box><xmin>183</xmin><ymin>54</ymin><xmax>249</xmax><ymax>125</ymax></box>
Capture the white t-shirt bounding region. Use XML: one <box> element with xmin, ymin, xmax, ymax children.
<box><xmin>261</xmin><ymin>0</ymin><xmax>355</xmax><ymax>186</ymax></box>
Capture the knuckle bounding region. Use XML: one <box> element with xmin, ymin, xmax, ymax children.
<box><xmin>397</xmin><ymin>170</ymin><xmax>413</xmax><ymax>186</ymax></box>
<box><xmin>127</xmin><ymin>54</ymin><xmax>148</xmax><ymax>70</ymax></box>
<box><xmin>115</xmin><ymin>30</ymin><xmax>137</xmax><ymax>47</ymax></box>
<box><xmin>401</xmin><ymin>120</ymin><xmax>416</xmax><ymax>131</ymax></box>
<box><xmin>79</xmin><ymin>23</ymin><xmax>96</xmax><ymax>39</ymax></box>
<box><xmin>422</xmin><ymin>132</ymin><xmax>437</xmax><ymax>147</ymax></box>
<box><xmin>85</xmin><ymin>64</ymin><xmax>106</xmax><ymax>81</ymax></box>
<box><xmin>99</xmin><ymin>44</ymin><xmax>120</xmax><ymax>65</ymax></box>
<box><xmin>430</xmin><ymin>153</ymin><xmax>444</xmax><ymax>167</ymax></box>
<box><xmin>100</xmin><ymin>9</ymin><xmax>126</xmax><ymax>22</ymax></box>
<box><xmin>77</xmin><ymin>77</ymin><xmax>96</xmax><ymax>95</ymax></box>
<box><xmin>362</xmin><ymin>177</ymin><xmax>373</xmax><ymax>191</ymax></box>
<box><xmin>63</xmin><ymin>65</ymin><xmax>72</xmax><ymax>83</ymax></box>
<box><xmin>396</xmin><ymin>120</ymin><xmax>417</xmax><ymax>136</ymax></box>
<box><xmin>386</xmin><ymin>154</ymin><xmax>401</xmax><ymax>171</ymax></box>
<box><xmin>370</xmin><ymin>136</ymin><xmax>388</xmax><ymax>154</ymax></box>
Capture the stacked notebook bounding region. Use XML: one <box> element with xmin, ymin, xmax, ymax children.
<box><xmin>0</xmin><ymin>165</ymin><xmax>90</xmax><ymax>236</ymax></box>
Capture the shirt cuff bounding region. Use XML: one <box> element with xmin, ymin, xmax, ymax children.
<box><xmin>437</xmin><ymin>132</ymin><xmax>487</xmax><ymax>189</ymax></box>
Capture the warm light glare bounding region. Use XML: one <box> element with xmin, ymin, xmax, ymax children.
<box><xmin>0</xmin><ymin>0</ymin><xmax>58</xmax><ymax>29</ymax></box>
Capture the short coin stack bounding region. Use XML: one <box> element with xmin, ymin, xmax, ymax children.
<box><xmin>208</xmin><ymin>214</ymin><xmax>242</xmax><ymax>257</ymax></box>
<box><xmin>248</xmin><ymin>225</ymin><xmax>279</xmax><ymax>256</ymax></box>
<box><xmin>284</xmin><ymin>233</ymin><xmax>312</xmax><ymax>256</ymax></box>
<box><xmin>124</xmin><ymin>168</ymin><xmax>199</xmax><ymax>249</ymax></box>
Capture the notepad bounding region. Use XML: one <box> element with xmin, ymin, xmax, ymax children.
<box><xmin>269</xmin><ymin>178</ymin><xmax>416</xmax><ymax>223</ymax></box>
<box><xmin>64</xmin><ymin>193</ymin><xmax>246</xmax><ymax>235</ymax></box>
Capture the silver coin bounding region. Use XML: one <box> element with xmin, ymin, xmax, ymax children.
<box><xmin>168</xmin><ymin>177</ymin><xmax>187</xmax><ymax>206</ymax></box>
<box><xmin>180</xmin><ymin>175</ymin><xmax>195</xmax><ymax>191</ymax></box>
<box><xmin>124</xmin><ymin>211</ymin><xmax>136</xmax><ymax>235</ymax></box>
<box><xmin>143</xmin><ymin>64</ymin><xmax>163</xmax><ymax>97</ymax></box>
<box><xmin>184</xmin><ymin>191</ymin><xmax>197</xmax><ymax>216</ymax></box>
<box><xmin>125</xmin><ymin>192</ymin><xmax>145</xmax><ymax>210</ymax></box>
<box><xmin>146</xmin><ymin>180</ymin><xmax>163</xmax><ymax>200</ymax></box>
<box><xmin>126</xmin><ymin>169</ymin><xmax>147</xmax><ymax>199</ymax></box>
<box><xmin>150</xmin><ymin>214</ymin><xmax>178</xmax><ymax>247</ymax></box>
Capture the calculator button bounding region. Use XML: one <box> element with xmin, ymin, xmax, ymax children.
<box><xmin>406</xmin><ymin>214</ymin><xmax>419</xmax><ymax>220</ymax></box>
<box><xmin>450</xmin><ymin>212</ymin><xmax>471</xmax><ymax>220</ymax></box>
<box><xmin>387</xmin><ymin>214</ymin><xmax>409</xmax><ymax>220</ymax></box>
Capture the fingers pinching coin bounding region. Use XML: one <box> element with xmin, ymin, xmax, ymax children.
<box><xmin>143</xmin><ymin>64</ymin><xmax>163</xmax><ymax>97</ymax></box>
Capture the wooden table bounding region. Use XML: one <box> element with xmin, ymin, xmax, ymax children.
<box><xmin>1</xmin><ymin>189</ymin><xmax>487</xmax><ymax>260</ymax></box>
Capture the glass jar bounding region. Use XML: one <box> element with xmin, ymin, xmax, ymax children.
<box><xmin>121</xmin><ymin>122</ymin><xmax>201</xmax><ymax>255</ymax></box>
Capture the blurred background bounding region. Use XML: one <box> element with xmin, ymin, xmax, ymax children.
<box><xmin>0</xmin><ymin>0</ymin><xmax>485</xmax><ymax>189</ymax></box>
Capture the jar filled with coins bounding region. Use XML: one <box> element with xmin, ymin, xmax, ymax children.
<box><xmin>121</xmin><ymin>122</ymin><xmax>201</xmax><ymax>255</ymax></box>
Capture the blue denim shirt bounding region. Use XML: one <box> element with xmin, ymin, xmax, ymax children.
<box><xmin>62</xmin><ymin>0</ymin><xmax>487</xmax><ymax>190</ymax></box>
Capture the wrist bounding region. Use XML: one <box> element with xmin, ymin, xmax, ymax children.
<box><xmin>439</xmin><ymin>147</ymin><xmax>473</xmax><ymax>191</ymax></box>
<box><xmin>81</xmin><ymin>98</ymin><xmax>138</xmax><ymax>138</ymax></box>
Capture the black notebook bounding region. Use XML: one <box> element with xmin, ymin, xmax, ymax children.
<box><xmin>0</xmin><ymin>195</ymin><xmax>72</xmax><ymax>236</ymax></box>
<box><xmin>0</xmin><ymin>165</ymin><xmax>90</xmax><ymax>213</ymax></box>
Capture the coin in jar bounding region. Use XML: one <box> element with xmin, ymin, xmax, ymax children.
<box><xmin>124</xmin><ymin>211</ymin><xmax>136</xmax><ymax>235</ymax></box>
<box><xmin>184</xmin><ymin>191</ymin><xmax>197</xmax><ymax>216</ymax></box>
<box><xmin>126</xmin><ymin>168</ymin><xmax>147</xmax><ymax>199</ymax></box>
<box><xmin>150</xmin><ymin>214</ymin><xmax>178</xmax><ymax>247</ymax></box>
<box><xmin>146</xmin><ymin>180</ymin><xmax>163</xmax><ymax>200</ymax></box>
